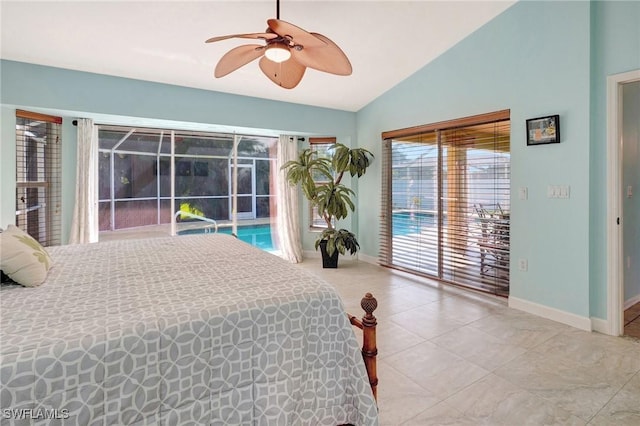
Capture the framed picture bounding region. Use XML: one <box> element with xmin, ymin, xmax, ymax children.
<box><xmin>526</xmin><ymin>115</ymin><xmax>560</xmax><ymax>145</ymax></box>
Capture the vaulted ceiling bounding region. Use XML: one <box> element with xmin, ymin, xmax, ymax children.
<box><xmin>1</xmin><ymin>1</ymin><xmax>515</xmax><ymax>112</ymax></box>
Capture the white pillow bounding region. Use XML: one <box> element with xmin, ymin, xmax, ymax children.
<box><xmin>0</xmin><ymin>225</ymin><xmax>52</xmax><ymax>287</ymax></box>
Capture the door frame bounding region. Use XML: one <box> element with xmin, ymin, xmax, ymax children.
<box><xmin>229</xmin><ymin>163</ymin><xmax>255</xmax><ymax>220</ymax></box>
<box><xmin>606</xmin><ymin>69</ymin><xmax>640</xmax><ymax>336</ymax></box>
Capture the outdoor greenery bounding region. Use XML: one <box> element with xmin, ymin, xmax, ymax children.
<box><xmin>281</xmin><ymin>143</ymin><xmax>374</xmax><ymax>258</ymax></box>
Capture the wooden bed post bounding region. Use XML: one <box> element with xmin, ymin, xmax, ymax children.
<box><xmin>349</xmin><ymin>292</ymin><xmax>378</xmax><ymax>401</ymax></box>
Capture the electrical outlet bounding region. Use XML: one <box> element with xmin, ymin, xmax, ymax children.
<box><xmin>518</xmin><ymin>259</ymin><xmax>528</xmax><ymax>272</ymax></box>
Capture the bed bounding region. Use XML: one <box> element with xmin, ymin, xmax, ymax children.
<box><xmin>0</xmin><ymin>233</ymin><xmax>378</xmax><ymax>425</ymax></box>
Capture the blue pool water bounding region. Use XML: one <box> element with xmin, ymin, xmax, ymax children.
<box><xmin>392</xmin><ymin>211</ymin><xmax>436</xmax><ymax>236</ymax></box>
<box><xmin>179</xmin><ymin>224</ymin><xmax>275</xmax><ymax>251</ymax></box>
<box><xmin>219</xmin><ymin>224</ymin><xmax>274</xmax><ymax>251</ymax></box>
<box><xmin>178</xmin><ymin>212</ymin><xmax>429</xmax><ymax>250</ymax></box>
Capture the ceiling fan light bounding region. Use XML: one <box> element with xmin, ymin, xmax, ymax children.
<box><xmin>265</xmin><ymin>43</ymin><xmax>291</xmax><ymax>63</ymax></box>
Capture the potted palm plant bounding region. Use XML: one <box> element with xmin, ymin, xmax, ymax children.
<box><xmin>281</xmin><ymin>143</ymin><xmax>374</xmax><ymax>267</ymax></box>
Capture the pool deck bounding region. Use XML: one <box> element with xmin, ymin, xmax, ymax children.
<box><xmin>99</xmin><ymin>218</ymin><xmax>272</xmax><ymax>242</ymax></box>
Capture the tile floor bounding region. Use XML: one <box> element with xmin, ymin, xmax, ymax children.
<box><xmin>297</xmin><ymin>259</ymin><xmax>640</xmax><ymax>426</ymax></box>
<box><xmin>624</xmin><ymin>302</ymin><xmax>640</xmax><ymax>339</ymax></box>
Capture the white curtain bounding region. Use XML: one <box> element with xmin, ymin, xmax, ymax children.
<box><xmin>69</xmin><ymin>119</ymin><xmax>99</xmax><ymax>244</ymax></box>
<box><xmin>276</xmin><ymin>135</ymin><xmax>303</xmax><ymax>263</ymax></box>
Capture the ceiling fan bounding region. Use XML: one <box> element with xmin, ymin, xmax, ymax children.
<box><xmin>205</xmin><ymin>0</ymin><xmax>352</xmax><ymax>89</ymax></box>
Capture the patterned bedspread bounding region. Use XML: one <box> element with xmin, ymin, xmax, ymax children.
<box><xmin>0</xmin><ymin>234</ymin><xmax>378</xmax><ymax>425</ymax></box>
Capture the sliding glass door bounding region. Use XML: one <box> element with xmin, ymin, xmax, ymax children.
<box><xmin>380</xmin><ymin>112</ymin><xmax>511</xmax><ymax>296</ymax></box>
<box><xmin>390</xmin><ymin>135</ymin><xmax>439</xmax><ymax>275</ymax></box>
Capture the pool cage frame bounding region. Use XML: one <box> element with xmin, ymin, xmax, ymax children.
<box><xmin>97</xmin><ymin>126</ymin><xmax>278</xmax><ymax>237</ymax></box>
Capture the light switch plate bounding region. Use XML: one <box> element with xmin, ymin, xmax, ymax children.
<box><xmin>547</xmin><ymin>185</ymin><xmax>570</xmax><ymax>198</ymax></box>
<box><xmin>519</xmin><ymin>187</ymin><xmax>528</xmax><ymax>200</ymax></box>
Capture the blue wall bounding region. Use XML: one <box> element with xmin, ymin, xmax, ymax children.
<box><xmin>355</xmin><ymin>0</ymin><xmax>640</xmax><ymax>322</ymax></box>
<box><xmin>0</xmin><ymin>61</ymin><xmax>356</xmax><ymax>135</ymax></box>
<box><xmin>357</xmin><ymin>1</ymin><xmax>592</xmax><ymax>318</ymax></box>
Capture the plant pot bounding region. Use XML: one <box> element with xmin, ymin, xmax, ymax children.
<box><xmin>319</xmin><ymin>240</ymin><xmax>339</xmax><ymax>268</ymax></box>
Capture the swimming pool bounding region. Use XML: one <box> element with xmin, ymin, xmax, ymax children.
<box><xmin>178</xmin><ymin>224</ymin><xmax>275</xmax><ymax>251</ymax></box>
<box><xmin>177</xmin><ymin>212</ymin><xmax>430</xmax><ymax>251</ymax></box>
<box><xmin>220</xmin><ymin>224</ymin><xmax>274</xmax><ymax>251</ymax></box>
<box><xmin>392</xmin><ymin>211</ymin><xmax>436</xmax><ymax>236</ymax></box>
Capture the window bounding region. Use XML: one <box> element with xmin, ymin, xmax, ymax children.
<box><xmin>380</xmin><ymin>110</ymin><xmax>510</xmax><ymax>296</ymax></box>
<box><xmin>97</xmin><ymin>126</ymin><xmax>277</xmax><ymax>234</ymax></box>
<box><xmin>308</xmin><ymin>137</ymin><xmax>336</xmax><ymax>229</ymax></box>
<box><xmin>15</xmin><ymin>110</ymin><xmax>62</xmax><ymax>247</ymax></box>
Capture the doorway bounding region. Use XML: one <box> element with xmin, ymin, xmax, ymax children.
<box><xmin>607</xmin><ymin>70</ymin><xmax>640</xmax><ymax>336</ymax></box>
<box><xmin>230</xmin><ymin>164</ymin><xmax>255</xmax><ymax>220</ymax></box>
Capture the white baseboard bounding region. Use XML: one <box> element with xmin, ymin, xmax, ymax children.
<box><xmin>303</xmin><ymin>249</ymin><xmax>321</xmax><ymax>259</ymax></box>
<box><xmin>302</xmin><ymin>250</ymin><xmax>379</xmax><ymax>265</ymax></box>
<box><xmin>358</xmin><ymin>253</ymin><xmax>377</xmax><ymax>265</ymax></box>
<box><xmin>590</xmin><ymin>317</ymin><xmax>609</xmax><ymax>334</ymax></box>
<box><xmin>624</xmin><ymin>294</ymin><xmax>640</xmax><ymax>310</ymax></box>
<box><xmin>508</xmin><ymin>296</ymin><xmax>591</xmax><ymax>331</ymax></box>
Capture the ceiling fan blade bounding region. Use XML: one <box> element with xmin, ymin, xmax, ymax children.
<box><xmin>267</xmin><ymin>19</ymin><xmax>326</xmax><ymax>49</ymax></box>
<box><xmin>206</xmin><ymin>33</ymin><xmax>277</xmax><ymax>43</ymax></box>
<box><xmin>291</xmin><ymin>32</ymin><xmax>352</xmax><ymax>76</ymax></box>
<box><xmin>214</xmin><ymin>44</ymin><xmax>265</xmax><ymax>78</ymax></box>
<box><xmin>259</xmin><ymin>56</ymin><xmax>306</xmax><ymax>89</ymax></box>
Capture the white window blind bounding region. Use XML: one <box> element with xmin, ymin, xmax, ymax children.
<box><xmin>15</xmin><ymin>110</ymin><xmax>62</xmax><ymax>247</ymax></box>
<box><xmin>380</xmin><ymin>110</ymin><xmax>510</xmax><ymax>296</ymax></box>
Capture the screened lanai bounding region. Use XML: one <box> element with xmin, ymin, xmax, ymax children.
<box><xmin>97</xmin><ymin>125</ymin><xmax>278</xmax><ymax>248</ymax></box>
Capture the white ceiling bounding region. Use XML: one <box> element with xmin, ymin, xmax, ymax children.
<box><xmin>1</xmin><ymin>1</ymin><xmax>515</xmax><ymax>112</ymax></box>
